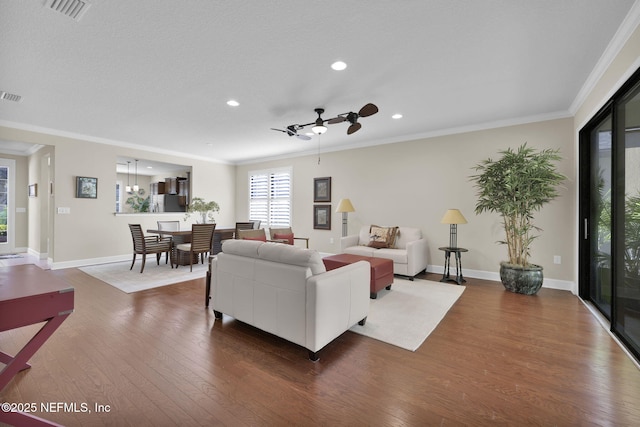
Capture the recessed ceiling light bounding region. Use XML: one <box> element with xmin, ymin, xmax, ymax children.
<box><xmin>331</xmin><ymin>61</ymin><xmax>347</xmax><ymax>71</ymax></box>
<box><xmin>392</xmin><ymin>113</ymin><xmax>403</xmax><ymax>119</ymax></box>
<box><xmin>227</xmin><ymin>100</ymin><xmax>239</xmax><ymax>107</ymax></box>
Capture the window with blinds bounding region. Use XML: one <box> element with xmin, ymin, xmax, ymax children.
<box><xmin>249</xmin><ymin>168</ymin><xmax>291</xmax><ymax>228</ymax></box>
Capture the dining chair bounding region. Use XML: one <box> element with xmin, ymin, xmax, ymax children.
<box><xmin>156</xmin><ymin>220</ymin><xmax>180</xmax><ymax>264</ymax></box>
<box><xmin>174</xmin><ymin>223</ymin><xmax>216</xmax><ymax>271</ymax></box>
<box><xmin>269</xmin><ymin>227</ymin><xmax>309</xmax><ymax>248</ymax></box>
<box><xmin>234</xmin><ymin>222</ymin><xmax>254</xmax><ymax>238</ymax></box>
<box><xmin>236</xmin><ymin>228</ymin><xmax>267</xmax><ymax>241</ymax></box>
<box><xmin>128</xmin><ymin>224</ymin><xmax>172</xmax><ymax>273</ymax></box>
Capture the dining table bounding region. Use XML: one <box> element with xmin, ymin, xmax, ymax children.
<box><xmin>146</xmin><ymin>226</ymin><xmax>235</xmax><ymax>266</ymax></box>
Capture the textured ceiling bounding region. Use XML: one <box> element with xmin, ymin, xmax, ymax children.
<box><xmin>1</xmin><ymin>0</ymin><xmax>638</xmax><ymax>163</ymax></box>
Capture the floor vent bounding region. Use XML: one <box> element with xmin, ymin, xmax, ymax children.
<box><xmin>45</xmin><ymin>0</ymin><xmax>91</xmax><ymax>22</ymax></box>
<box><xmin>0</xmin><ymin>91</ymin><xmax>22</xmax><ymax>103</ymax></box>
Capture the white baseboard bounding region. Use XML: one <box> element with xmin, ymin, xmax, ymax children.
<box><xmin>427</xmin><ymin>264</ymin><xmax>577</xmax><ymax>295</ymax></box>
<box><xmin>51</xmin><ymin>254</ymin><xmax>130</xmax><ymax>270</ymax></box>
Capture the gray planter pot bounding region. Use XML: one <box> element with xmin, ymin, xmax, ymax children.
<box><xmin>499</xmin><ymin>262</ymin><xmax>544</xmax><ymax>295</ymax></box>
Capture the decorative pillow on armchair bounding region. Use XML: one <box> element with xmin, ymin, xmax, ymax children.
<box><xmin>368</xmin><ymin>225</ymin><xmax>399</xmax><ymax>248</ymax></box>
<box><xmin>273</xmin><ymin>233</ymin><xmax>294</xmax><ymax>245</ymax></box>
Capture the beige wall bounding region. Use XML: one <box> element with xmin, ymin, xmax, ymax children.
<box><xmin>0</xmin><ymin>126</ymin><xmax>237</xmax><ymax>267</ymax></box>
<box><xmin>236</xmin><ymin>117</ymin><xmax>576</xmax><ymax>284</ymax></box>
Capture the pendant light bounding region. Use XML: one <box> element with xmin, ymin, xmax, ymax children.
<box><xmin>133</xmin><ymin>159</ymin><xmax>139</xmax><ymax>192</ymax></box>
<box><xmin>125</xmin><ymin>161</ymin><xmax>132</xmax><ymax>193</ymax></box>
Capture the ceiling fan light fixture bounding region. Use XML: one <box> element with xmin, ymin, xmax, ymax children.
<box><xmin>312</xmin><ymin>122</ymin><xmax>327</xmax><ymax>135</ymax></box>
<box><xmin>312</xmin><ymin>108</ymin><xmax>327</xmax><ymax>134</ymax></box>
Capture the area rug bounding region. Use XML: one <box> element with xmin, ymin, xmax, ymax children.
<box><xmin>0</xmin><ymin>253</ymin><xmax>23</xmax><ymax>259</ymax></box>
<box><xmin>349</xmin><ymin>278</ymin><xmax>465</xmax><ymax>351</ymax></box>
<box><xmin>79</xmin><ymin>260</ymin><xmax>207</xmax><ymax>293</ymax></box>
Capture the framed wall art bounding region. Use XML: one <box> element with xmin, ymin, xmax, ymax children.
<box><xmin>28</xmin><ymin>184</ymin><xmax>37</xmax><ymax>198</ymax></box>
<box><xmin>313</xmin><ymin>177</ymin><xmax>331</xmax><ymax>202</ymax></box>
<box><xmin>76</xmin><ymin>176</ymin><xmax>98</xmax><ymax>199</ymax></box>
<box><xmin>313</xmin><ymin>205</ymin><xmax>331</xmax><ymax>230</ymax></box>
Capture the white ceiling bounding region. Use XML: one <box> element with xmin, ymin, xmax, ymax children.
<box><xmin>1</xmin><ymin>0</ymin><xmax>638</xmax><ymax>164</ymax></box>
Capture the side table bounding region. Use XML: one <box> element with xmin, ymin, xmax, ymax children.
<box><xmin>439</xmin><ymin>247</ymin><xmax>468</xmax><ymax>285</ymax></box>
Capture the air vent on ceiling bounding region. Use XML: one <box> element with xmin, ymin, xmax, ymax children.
<box><xmin>0</xmin><ymin>91</ymin><xmax>22</xmax><ymax>103</ymax></box>
<box><xmin>45</xmin><ymin>0</ymin><xmax>91</xmax><ymax>22</ymax></box>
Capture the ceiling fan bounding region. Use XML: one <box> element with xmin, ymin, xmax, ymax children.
<box><xmin>271</xmin><ymin>103</ymin><xmax>378</xmax><ymax>139</ymax></box>
<box><xmin>270</xmin><ymin>124</ymin><xmax>311</xmax><ymax>141</ymax></box>
<box><xmin>327</xmin><ymin>103</ymin><xmax>379</xmax><ymax>135</ymax></box>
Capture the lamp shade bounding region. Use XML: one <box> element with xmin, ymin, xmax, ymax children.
<box><xmin>441</xmin><ymin>209</ymin><xmax>467</xmax><ymax>224</ymax></box>
<box><xmin>335</xmin><ymin>198</ymin><xmax>355</xmax><ymax>213</ymax></box>
<box><xmin>312</xmin><ymin>124</ymin><xmax>327</xmax><ymax>135</ymax></box>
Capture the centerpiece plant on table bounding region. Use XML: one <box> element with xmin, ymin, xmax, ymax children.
<box><xmin>184</xmin><ymin>197</ymin><xmax>220</xmax><ymax>224</ymax></box>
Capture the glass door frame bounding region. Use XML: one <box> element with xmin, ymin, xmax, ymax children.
<box><xmin>579</xmin><ymin>66</ymin><xmax>640</xmax><ymax>362</ymax></box>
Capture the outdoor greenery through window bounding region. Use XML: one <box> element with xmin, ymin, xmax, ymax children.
<box><xmin>249</xmin><ymin>168</ymin><xmax>291</xmax><ymax>228</ymax></box>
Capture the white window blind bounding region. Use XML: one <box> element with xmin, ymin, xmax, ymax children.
<box><xmin>249</xmin><ymin>168</ymin><xmax>291</xmax><ymax>228</ymax></box>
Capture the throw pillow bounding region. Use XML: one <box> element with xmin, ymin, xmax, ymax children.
<box><xmin>243</xmin><ymin>235</ymin><xmax>266</xmax><ymax>242</ymax></box>
<box><xmin>368</xmin><ymin>225</ymin><xmax>399</xmax><ymax>248</ymax></box>
<box><xmin>273</xmin><ymin>233</ymin><xmax>294</xmax><ymax>245</ymax></box>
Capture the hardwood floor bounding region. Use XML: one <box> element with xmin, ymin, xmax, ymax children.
<box><xmin>1</xmin><ymin>264</ymin><xmax>639</xmax><ymax>426</ymax></box>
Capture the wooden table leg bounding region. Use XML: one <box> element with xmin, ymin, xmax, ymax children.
<box><xmin>0</xmin><ymin>314</ymin><xmax>70</xmax><ymax>391</ymax></box>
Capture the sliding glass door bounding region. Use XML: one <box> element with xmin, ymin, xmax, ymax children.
<box><xmin>615</xmin><ymin>81</ymin><xmax>640</xmax><ymax>352</ymax></box>
<box><xmin>580</xmin><ymin>68</ymin><xmax>640</xmax><ymax>361</ymax></box>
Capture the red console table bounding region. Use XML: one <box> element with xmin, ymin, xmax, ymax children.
<box><xmin>0</xmin><ymin>265</ymin><xmax>74</xmax><ymax>427</ymax></box>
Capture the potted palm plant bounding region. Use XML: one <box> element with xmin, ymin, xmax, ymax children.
<box><xmin>470</xmin><ymin>143</ymin><xmax>566</xmax><ymax>295</ymax></box>
<box><xmin>184</xmin><ymin>197</ymin><xmax>220</xmax><ymax>223</ymax></box>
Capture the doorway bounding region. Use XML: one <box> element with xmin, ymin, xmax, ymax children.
<box><xmin>0</xmin><ymin>158</ymin><xmax>16</xmax><ymax>254</ymax></box>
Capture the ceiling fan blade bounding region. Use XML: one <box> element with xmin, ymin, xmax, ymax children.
<box><xmin>359</xmin><ymin>103</ymin><xmax>378</xmax><ymax>117</ymax></box>
<box><xmin>347</xmin><ymin>122</ymin><xmax>362</xmax><ymax>135</ymax></box>
<box><xmin>327</xmin><ymin>116</ymin><xmax>346</xmax><ymax>124</ymax></box>
<box><xmin>296</xmin><ymin>134</ymin><xmax>312</xmax><ymax>141</ymax></box>
<box><xmin>271</xmin><ymin>128</ymin><xmax>288</xmax><ymax>134</ymax></box>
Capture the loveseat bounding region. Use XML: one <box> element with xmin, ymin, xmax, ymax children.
<box><xmin>340</xmin><ymin>225</ymin><xmax>428</xmax><ymax>280</ymax></box>
<box><xmin>211</xmin><ymin>239</ymin><xmax>370</xmax><ymax>361</ymax></box>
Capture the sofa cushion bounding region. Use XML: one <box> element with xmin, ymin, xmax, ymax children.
<box><xmin>374</xmin><ymin>248</ymin><xmax>408</xmax><ymax>264</ymax></box>
<box><xmin>221</xmin><ymin>239</ymin><xmax>262</xmax><ymax>258</ymax></box>
<box><xmin>258</xmin><ymin>242</ymin><xmax>326</xmax><ymax>275</ymax></box>
<box><xmin>368</xmin><ymin>225</ymin><xmax>398</xmax><ymax>248</ymax></box>
<box><xmin>344</xmin><ymin>245</ymin><xmax>377</xmax><ymax>257</ymax></box>
<box><xmin>395</xmin><ymin>227</ymin><xmax>422</xmax><ymax>249</ymax></box>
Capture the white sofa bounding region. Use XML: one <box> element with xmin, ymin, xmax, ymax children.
<box><xmin>211</xmin><ymin>239</ymin><xmax>370</xmax><ymax>361</ymax></box>
<box><xmin>340</xmin><ymin>225</ymin><xmax>428</xmax><ymax>280</ymax></box>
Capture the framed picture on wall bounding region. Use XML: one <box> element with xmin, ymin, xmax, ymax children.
<box><xmin>313</xmin><ymin>205</ymin><xmax>331</xmax><ymax>230</ymax></box>
<box><xmin>314</xmin><ymin>177</ymin><xmax>331</xmax><ymax>202</ymax></box>
<box><xmin>76</xmin><ymin>176</ymin><xmax>98</xmax><ymax>199</ymax></box>
<box><xmin>28</xmin><ymin>184</ymin><xmax>37</xmax><ymax>198</ymax></box>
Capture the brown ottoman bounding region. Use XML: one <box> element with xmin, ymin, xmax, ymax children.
<box><xmin>323</xmin><ymin>254</ymin><xmax>394</xmax><ymax>299</ymax></box>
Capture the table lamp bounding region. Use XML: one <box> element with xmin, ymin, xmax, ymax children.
<box><xmin>335</xmin><ymin>199</ymin><xmax>355</xmax><ymax>237</ymax></box>
<box><xmin>441</xmin><ymin>209</ymin><xmax>467</xmax><ymax>248</ymax></box>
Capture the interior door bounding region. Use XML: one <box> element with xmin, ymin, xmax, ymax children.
<box><xmin>0</xmin><ymin>158</ymin><xmax>16</xmax><ymax>254</ymax></box>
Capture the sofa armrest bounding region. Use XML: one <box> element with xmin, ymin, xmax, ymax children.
<box><xmin>340</xmin><ymin>234</ymin><xmax>360</xmax><ymax>252</ymax></box>
<box><xmin>406</xmin><ymin>238</ymin><xmax>429</xmax><ymax>276</ymax></box>
<box><xmin>305</xmin><ymin>261</ymin><xmax>370</xmax><ymax>352</ymax></box>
